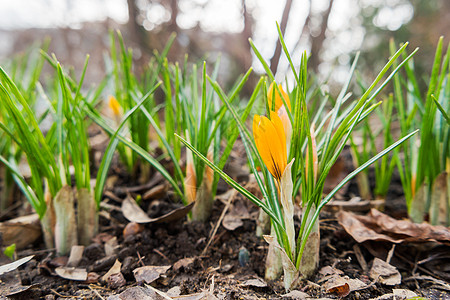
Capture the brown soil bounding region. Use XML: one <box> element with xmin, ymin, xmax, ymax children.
<box><xmin>1</xmin><ymin>157</ymin><xmax>449</xmax><ymax>299</ymax></box>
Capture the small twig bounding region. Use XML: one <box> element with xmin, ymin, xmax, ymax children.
<box><xmin>404</xmin><ymin>275</ymin><xmax>450</xmax><ymax>291</ymax></box>
<box><xmin>395</xmin><ymin>251</ymin><xmax>440</xmax><ymax>279</ymax></box>
<box><xmin>136</xmin><ymin>251</ymin><xmax>145</xmax><ymax>267</ymax></box>
<box><xmin>386</xmin><ymin>244</ymin><xmax>395</xmax><ymax>264</ymax></box>
<box><xmin>145</xmin><ymin>284</ymin><xmax>173</xmax><ymax>300</ymax></box>
<box><xmin>353</xmin><ymin>244</ymin><xmax>368</xmax><ymax>272</ymax></box>
<box><xmin>51</xmin><ymin>289</ymin><xmax>82</xmax><ymax>298</ymax></box>
<box><xmin>202</xmin><ymin>190</ymin><xmax>237</xmax><ymax>256</ymax></box>
<box><xmin>153</xmin><ymin>249</ymin><xmax>169</xmax><ymax>261</ymax></box>
<box><xmin>88</xmin><ymin>285</ymin><xmax>105</xmax><ymax>300</ymax></box>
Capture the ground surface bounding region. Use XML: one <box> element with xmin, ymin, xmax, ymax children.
<box><xmin>0</xmin><ymin>148</ymin><xmax>449</xmax><ymax>300</ymax></box>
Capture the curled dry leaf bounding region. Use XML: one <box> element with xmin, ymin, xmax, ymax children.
<box><xmin>337</xmin><ymin>209</ymin><xmax>450</xmax><ymax>244</ymax></box>
<box><xmin>327</xmin><ymin>283</ymin><xmax>350</xmax><ymax>298</ymax></box>
<box><xmin>66</xmin><ymin>245</ymin><xmax>84</xmax><ymax>267</ymax></box>
<box><xmin>107</xmin><ymin>286</ymin><xmax>156</xmax><ymax>300</ymax></box>
<box><xmin>102</xmin><ymin>259</ymin><xmax>122</xmax><ymax>282</ymax></box>
<box><xmin>0</xmin><ymin>214</ymin><xmax>41</xmax><ymax>249</ymax></box>
<box><xmin>321</xmin><ymin>274</ymin><xmax>367</xmax><ymax>297</ymax></box>
<box><xmin>122</xmin><ymin>195</ymin><xmax>194</xmax><ymax>224</ymax></box>
<box><xmin>123</xmin><ymin>222</ymin><xmax>144</xmax><ymax>239</ymax></box>
<box><xmin>222</xmin><ymin>214</ymin><xmax>243</xmax><ymax>231</ymax></box>
<box><xmin>173</xmin><ymin>257</ymin><xmax>195</xmax><ymax>272</ymax></box>
<box><xmin>0</xmin><ymin>255</ymin><xmax>34</xmax><ymax>276</ymax></box>
<box><xmin>0</xmin><ymin>284</ymin><xmax>39</xmax><ymax>297</ymax></box>
<box><xmin>281</xmin><ymin>290</ymin><xmax>312</xmax><ymax>299</ymax></box>
<box><xmin>369</xmin><ymin>258</ymin><xmax>401</xmax><ymax>285</ymax></box>
<box><xmin>55</xmin><ymin>267</ymin><xmax>88</xmax><ymax>281</ymax></box>
<box><xmin>240</xmin><ymin>278</ymin><xmax>268</xmax><ymax>288</ymax></box>
<box><xmin>143</xmin><ymin>184</ymin><xmax>168</xmax><ymax>200</ymax></box>
<box><xmin>105</xmin><ymin>237</ymin><xmax>119</xmax><ymax>256</ymax></box>
<box><xmin>108</xmin><ymin>272</ymin><xmax>126</xmax><ymax>289</ymax></box>
<box><xmin>133</xmin><ymin>265</ymin><xmax>171</xmax><ymax>284</ymax></box>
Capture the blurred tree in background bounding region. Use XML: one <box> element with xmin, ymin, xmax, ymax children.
<box><xmin>0</xmin><ymin>0</ymin><xmax>448</xmax><ymax>93</ymax></box>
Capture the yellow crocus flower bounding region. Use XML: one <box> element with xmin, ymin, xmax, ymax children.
<box><xmin>268</xmin><ymin>82</ymin><xmax>292</xmax><ymax>153</ymax></box>
<box><xmin>268</xmin><ymin>82</ymin><xmax>291</xmax><ymax>112</ymax></box>
<box><xmin>253</xmin><ymin>111</ymin><xmax>287</xmax><ymax>181</ymax></box>
<box><xmin>108</xmin><ymin>95</ymin><xmax>122</xmax><ymax>117</ymax></box>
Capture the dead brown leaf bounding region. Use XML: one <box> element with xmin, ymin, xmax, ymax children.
<box><xmin>0</xmin><ymin>214</ymin><xmax>41</xmax><ymax>249</ymax></box>
<box><xmin>321</xmin><ymin>274</ymin><xmax>367</xmax><ymax>296</ymax></box>
<box><xmin>173</xmin><ymin>257</ymin><xmax>195</xmax><ymax>271</ymax></box>
<box><xmin>0</xmin><ymin>284</ymin><xmax>39</xmax><ymax>297</ymax></box>
<box><xmin>67</xmin><ymin>245</ymin><xmax>84</xmax><ymax>267</ymax></box>
<box><xmin>55</xmin><ymin>267</ymin><xmax>88</xmax><ymax>281</ymax></box>
<box><xmin>0</xmin><ymin>255</ymin><xmax>34</xmax><ymax>276</ymax></box>
<box><xmin>133</xmin><ymin>265</ymin><xmax>171</xmax><ymax>284</ymax></box>
<box><xmin>107</xmin><ymin>286</ymin><xmax>157</xmax><ymax>300</ymax></box>
<box><xmin>240</xmin><ymin>277</ymin><xmax>267</xmax><ymax>288</ymax></box>
<box><xmin>327</xmin><ymin>283</ymin><xmax>350</xmax><ymax>297</ymax></box>
<box><xmin>143</xmin><ymin>184</ymin><xmax>168</xmax><ymax>200</ymax></box>
<box><xmin>102</xmin><ymin>259</ymin><xmax>122</xmax><ymax>282</ymax></box>
<box><xmin>337</xmin><ymin>209</ymin><xmax>450</xmax><ymax>244</ymax></box>
<box><xmin>122</xmin><ymin>195</ymin><xmax>194</xmax><ymax>224</ymax></box>
<box><xmin>369</xmin><ymin>258</ymin><xmax>401</xmax><ymax>285</ymax></box>
<box><xmin>222</xmin><ymin>214</ymin><xmax>243</xmax><ymax>231</ymax></box>
<box><xmin>123</xmin><ymin>222</ymin><xmax>144</xmax><ymax>239</ymax></box>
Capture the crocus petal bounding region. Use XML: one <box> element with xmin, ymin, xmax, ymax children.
<box><xmin>268</xmin><ymin>82</ymin><xmax>291</xmax><ymax>112</ymax></box>
<box><xmin>253</xmin><ymin>113</ymin><xmax>287</xmax><ymax>181</ymax></box>
<box><xmin>108</xmin><ymin>95</ymin><xmax>121</xmax><ymax>117</ymax></box>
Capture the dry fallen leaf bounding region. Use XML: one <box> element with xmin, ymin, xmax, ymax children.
<box><xmin>369</xmin><ymin>258</ymin><xmax>401</xmax><ymax>285</ymax></box>
<box><xmin>240</xmin><ymin>277</ymin><xmax>267</xmax><ymax>288</ymax></box>
<box><xmin>337</xmin><ymin>209</ymin><xmax>450</xmax><ymax>244</ymax></box>
<box><xmin>173</xmin><ymin>257</ymin><xmax>195</xmax><ymax>271</ymax></box>
<box><xmin>107</xmin><ymin>286</ymin><xmax>156</xmax><ymax>300</ymax></box>
<box><xmin>0</xmin><ymin>214</ymin><xmax>41</xmax><ymax>249</ymax></box>
<box><xmin>222</xmin><ymin>214</ymin><xmax>243</xmax><ymax>231</ymax></box>
<box><xmin>55</xmin><ymin>267</ymin><xmax>88</xmax><ymax>281</ymax></box>
<box><xmin>105</xmin><ymin>236</ymin><xmax>119</xmax><ymax>256</ymax></box>
<box><xmin>133</xmin><ymin>265</ymin><xmax>171</xmax><ymax>284</ymax></box>
<box><xmin>108</xmin><ymin>272</ymin><xmax>126</xmax><ymax>289</ymax></box>
<box><xmin>327</xmin><ymin>283</ymin><xmax>350</xmax><ymax>297</ymax></box>
<box><xmin>102</xmin><ymin>259</ymin><xmax>122</xmax><ymax>282</ymax></box>
<box><xmin>0</xmin><ymin>284</ymin><xmax>39</xmax><ymax>297</ymax></box>
<box><xmin>0</xmin><ymin>256</ymin><xmax>34</xmax><ymax>276</ymax></box>
<box><xmin>392</xmin><ymin>289</ymin><xmax>418</xmax><ymax>298</ymax></box>
<box><xmin>123</xmin><ymin>222</ymin><xmax>144</xmax><ymax>239</ymax></box>
<box><xmin>143</xmin><ymin>184</ymin><xmax>168</xmax><ymax>200</ymax></box>
<box><xmin>122</xmin><ymin>195</ymin><xmax>194</xmax><ymax>224</ymax></box>
<box><xmin>281</xmin><ymin>290</ymin><xmax>311</xmax><ymax>299</ymax></box>
<box><xmin>321</xmin><ymin>274</ymin><xmax>366</xmax><ymax>297</ymax></box>
<box><xmin>67</xmin><ymin>245</ymin><xmax>84</xmax><ymax>267</ymax></box>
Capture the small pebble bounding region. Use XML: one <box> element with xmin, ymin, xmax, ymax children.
<box><xmin>238</xmin><ymin>247</ymin><xmax>250</xmax><ymax>267</ymax></box>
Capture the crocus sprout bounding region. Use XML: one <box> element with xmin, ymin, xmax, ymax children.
<box><xmin>253</xmin><ymin>109</ymin><xmax>296</xmax><ymax>265</ymax></box>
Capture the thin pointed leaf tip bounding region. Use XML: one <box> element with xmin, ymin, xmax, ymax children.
<box><xmin>253</xmin><ymin>111</ymin><xmax>287</xmax><ymax>181</ymax></box>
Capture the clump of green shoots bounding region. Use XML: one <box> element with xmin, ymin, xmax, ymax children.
<box><xmin>349</xmin><ymin>91</ymin><xmax>397</xmax><ymax>204</ymax></box>
<box><xmin>104</xmin><ymin>31</ymin><xmax>175</xmax><ymax>182</ymax></box>
<box><xmin>393</xmin><ymin>37</ymin><xmax>450</xmax><ymax>225</ymax></box>
<box><xmin>87</xmin><ymin>32</ymin><xmax>254</xmax><ymax>222</ymax></box>
<box><xmin>0</xmin><ymin>53</ymin><xmax>102</xmax><ymax>255</ymax></box>
<box><xmin>0</xmin><ymin>41</ymin><xmax>49</xmax><ymax>211</ymax></box>
<box><xmin>179</xmin><ymin>25</ymin><xmax>418</xmax><ymax>290</ymax></box>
